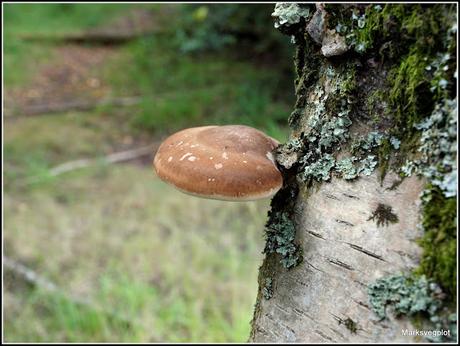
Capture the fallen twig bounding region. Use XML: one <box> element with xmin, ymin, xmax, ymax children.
<box><xmin>4</xmin><ymin>256</ymin><xmax>59</xmax><ymax>293</ymax></box>
<box><xmin>19</xmin><ymin>32</ymin><xmax>152</xmax><ymax>45</ymax></box>
<box><xmin>20</xmin><ymin>143</ymin><xmax>159</xmax><ymax>186</ymax></box>
<box><xmin>4</xmin><ymin>96</ymin><xmax>142</xmax><ymax>118</ymax></box>
<box><xmin>5</xmin><ymin>84</ymin><xmax>230</xmax><ymax>118</ymax></box>
<box><xmin>4</xmin><ymin>256</ymin><xmax>135</xmax><ymax>328</ymax></box>
<box><xmin>17</xmin><ymin>8</ymin><xmax>172</xmax><ymax>46</ymax></box>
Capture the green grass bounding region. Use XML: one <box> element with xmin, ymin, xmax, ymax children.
<box><xmin>3</xmin><ymin>110</ymin><xmax>138</xmax><ymax>183</ymax></box>
<box><xmin>3</xmin><ymin>3</ymin><xmax>294</xmax><ymax>342</ymax></box>
<box><xmin>3</xmin><ymin>3</ymin><xmax>144</xmax><ymax>34</ymax></box>
<box><xmin>104</xmin><ymin>33</ymin><xmax>293</xmax><ymax>141</ymax></box>
<box><xmin>4</xmin><ymin>165</ymin><xmax>267</xmax><ymax>342</ymax></box>
<box><xmin>3</xmin><ymin>3</ymin><xmax>156</xmax><ymax>87</ymax></box>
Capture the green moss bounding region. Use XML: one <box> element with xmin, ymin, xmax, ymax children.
<box><xmin>289</xmin><ymin>38</ymin><xmax>321</xmax><ymax>129</ymax></box>
<box><xmin>366</xmin><ymin>4</ymin><xmax>456</xmax><ymax>175</ymax></box>
<box><xmin>415</xmin><ymin>185</ymin><xmax>457</xmax><ymax>298</ymax></box>
<box><xmin>349</xmin><ymin>4</ymin><xmax>400</xmax><ymax>53</ymax></box>
<box><xmin>398</xmin><ymin>99</ymin><xmax>456</xmax><ymax>301</ymax></box>
<box><xmin>366</xmin><ymin>89</ymin><xmax>383</xmax><ymax>120</ymax></box>
<box><xmin>333</xmin><ymin>4</ymin><xmax>454</xmax><ymax>58</ymax></box>
<box><xmin>325</xmin><ymin>4</ymin><xmax>429</xmax><ymax>55</ymax></box>
<box><xmin>377</xmin><ymin>137</ymin><xmax>392</xmax><ymax>181</ymax></box>
<box><xmin>334</xmin><ymin>4</ymin><xmax>456</xmax><ymax>181</ymax></box>
<box><xmin>388</xmin><ymin>49</ymin><xmax>432</xmax><ymax>135</ymax></box>
<box><xmin>378</xmin><ymin>46</ymin><xmax>436</xmax><ymax>172</ymax></box>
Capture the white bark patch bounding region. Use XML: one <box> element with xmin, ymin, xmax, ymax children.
<box><xmin>188</xmin><ymin>156</ymin><xmax>197</xmax><ymax>162</ymax></box>
<box><xmin>243</xmin><ymin>160</ymin><xmax>248</xmax><ymax>164</ymax></box>
<box><xmin>210</xmin><ymin>157</ymin><xmax>214</xmax><ymax>160</ymax></box>
<box><xmin>251</xmin><ymin>172</ymin><xmax>426</xmax><ymax>343</ymax></box>
<box><xmin>179</xmin><ymin>152</ymin><xmax>193</xmax><ymax>161</ymax></box>
<box><xmin>222</xmin><ymin>152</ymin><xmax>229</xmax><ymax>160</ymax></box>
<box><xmin>168</xmin><ymin>156</ymin><xmax>173</xmax><ymax>162</ymax></box>
<box><xmin>214</xmin><ymin>163</ymin><xmax>223</xmax><ymax>169</ymax></box>
<box><xmin>175</xmin><ymin>141</ymin><xmax>183</xmax><ymax>147</ymax></box>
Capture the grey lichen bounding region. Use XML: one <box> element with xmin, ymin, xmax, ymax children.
<box><xmin>264</xmin><ymin>211</ymin><xmax>302</xmax><ymax>269</ymax></box>
<box><xmin>262</xmin><ymin>277</ymin><xmax>274</xmax><ymax>300</ymax></box>
<box><xmin>390</xmin><ymin>136</ymin><xmax>401</xmax><ymax>149</ymax></box>
<box><xmin>272</xmin><ymin>3</ymin><xmax>311</xmax><ymax>29</ymax></box>
<box><xmin>357</xmin><ymin>155</ymin><xmax>378</xmax><ymax>176</ymax></box>
<box><xmin>301</xmin><ymin>154</ymin><xmax>335</xmax><ymax>181</ymax></box>
<box><xmin>368</xmin><ymin>274</ymin><xmax>455</xmax><ymax>342</ymax></box>
<box><xmin>345</xmin><ymin>131</ymin><xmax>388</xmax><ymax>177</ymax></box>
<box><xmin>318</xmin><ymin>114</ymin><xmax>353</xmax><ymax>149</ymax></box>
<box><xmin>335</xmin><ymin>157</ymin><xmax>358</xmax><ymax>180</ymax></box>
<box><xmin>296</xmin><ymin>68</ymin><xmax>357</xmax><ymax>183</ymax></box>
<box><xmin>294</xmin><ymin>61</ymin><xmax>390</xmax><ymax>184</ymax></box>
<box><xmin>351</xmin><ymin>131</ymin><xmax>385</xmax><ymax>152</ymax></box>
<box><xmin>401</xmin><ymin>98</ymin><xmax>457</xmax><ymax>198</ymax></box>
<box><xmin>368</xmin><ymin>274</ymin><xmax>441</xmax><ymax>320</ymax></box>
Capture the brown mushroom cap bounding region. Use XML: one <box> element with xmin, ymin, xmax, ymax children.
<box><xmin>153</xmin><ymin>125</ymin><xmax>283</xmax><ymax>201</ymax></box>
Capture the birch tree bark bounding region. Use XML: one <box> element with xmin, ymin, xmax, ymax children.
<box><xmin>250</xmin><ymin>3</ymin><xmax>457</xmax><ymax>343</ymax></box>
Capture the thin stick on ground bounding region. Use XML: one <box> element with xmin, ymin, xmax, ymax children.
<box><xmin>4</xmin><ymin>256</ymin><xmax>59</xmax><ymax>293</ymax></box>
<box><xmin>18</xmin><ymin>32</ymin><xmax>156</xmax><ymax>45</ymax></box>
<box><xmin>20</xmin><ymin>143</ymin><xmax>159</xmax><ymax>186</ymax></box>
<box><xmin>4</xmin><ymin>256</ymin><xmax>137</xmax><ymax>328</ymax></box>
<box><xmin>4</xmin><ymin>96</ymin><xmax>142</xmax><ymax>118</ymax></box>
<box><xmin>5</xmin><ymin>85</ymin><xmax>230</xmax><ymax>118</ymax></box>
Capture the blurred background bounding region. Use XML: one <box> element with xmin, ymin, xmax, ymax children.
<box><xmin>3</xmin><ymin>3</ymin><xmax>294</xmax><ymax>343</ymax></box>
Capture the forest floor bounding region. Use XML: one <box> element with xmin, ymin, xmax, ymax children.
<box><xmin>3</xmin><ymin>4</ymin><xmax>293</xmax><ymax>342</ymax></box>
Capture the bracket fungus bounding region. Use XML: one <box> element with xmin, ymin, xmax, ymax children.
<box><xmin>153</xmin><ymin>125</ymin><xmax>283</xmax><ymax>201</ymax></box>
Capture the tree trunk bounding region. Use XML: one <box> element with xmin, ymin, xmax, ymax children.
<box><xmin>250</xmin><ymin>3</ymin><xmax>457</xmax><ymax>343</ymax></box>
